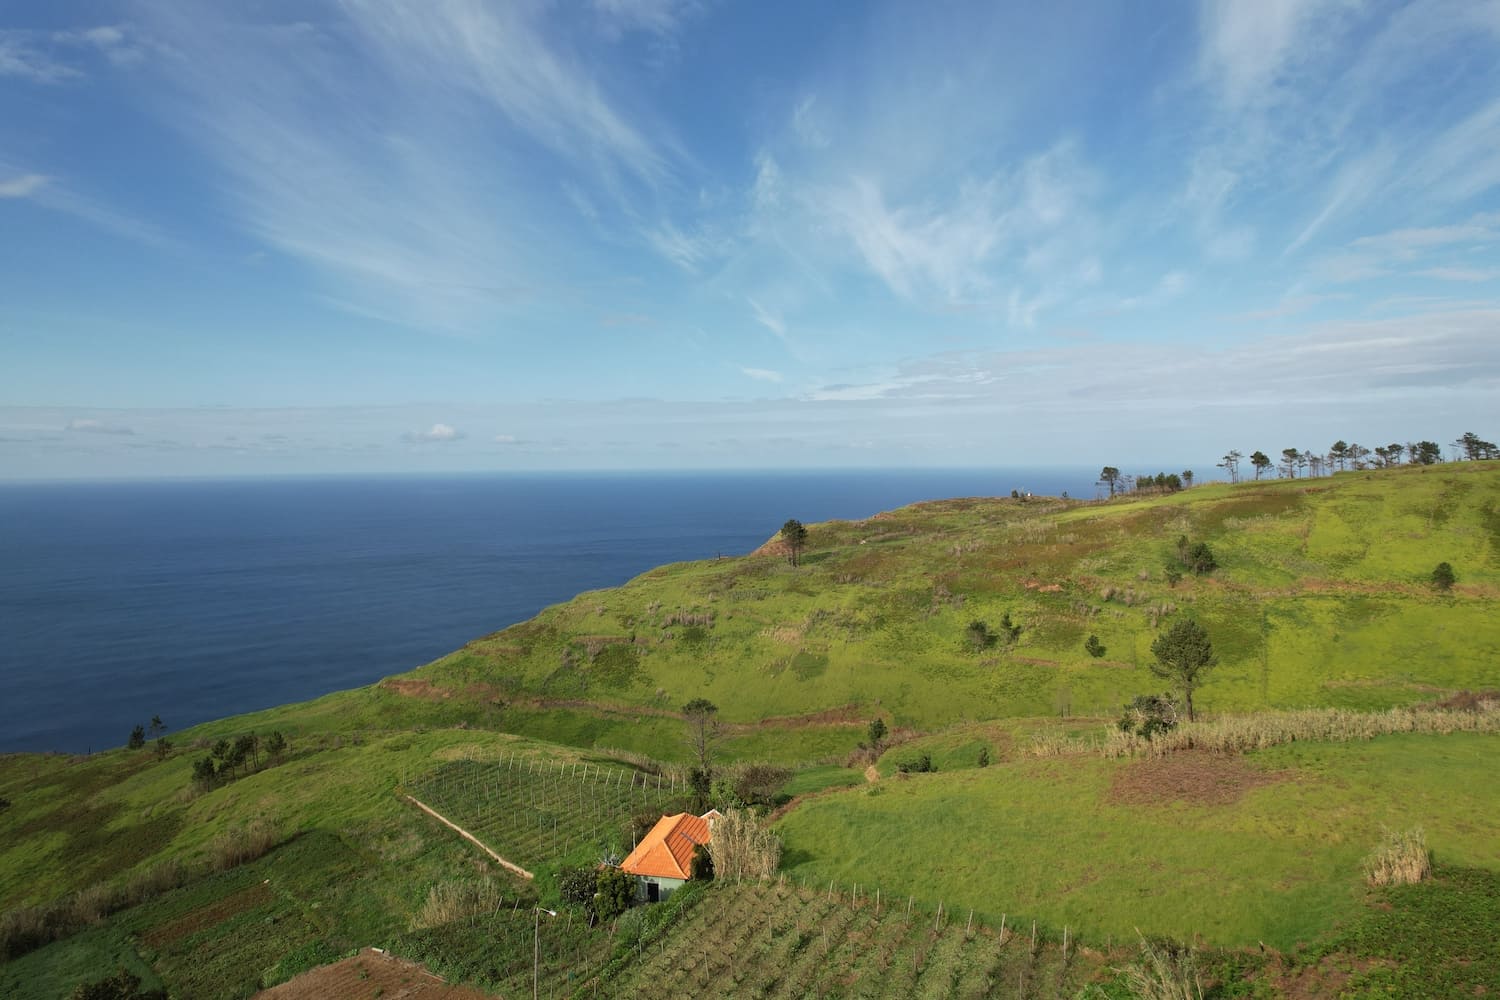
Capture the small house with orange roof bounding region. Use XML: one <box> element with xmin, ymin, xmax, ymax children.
<box><xmin>618</xmin><ymin>811</ymin><xmax>714</xmax><ymax>902</ymax></box>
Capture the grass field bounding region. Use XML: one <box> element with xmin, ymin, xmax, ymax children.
<box><xmin>388</xmin><ymin>462</ymin><xmax>1500</xmax><ymax>740</ymax></box>
<box><xmin>775</xmin><ymin>732</ymin><xmax>1500</xmax><ymax>949</ymax></box>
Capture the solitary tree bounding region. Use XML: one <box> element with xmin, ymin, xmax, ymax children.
<box><xmin>127</xmin><ymin>725</ymin><xmax>146</xmax><ymax>750</ymax></box>
<box><xmin>1148</xmin><ymin>619</ymin><xmax>1218</xmax><ymax>722</ymax></box>
<box><xmin>779</xmin><ymin>519</ymin><xmax>808</xmax><ymax>567</ymax></box>
<box><xmin>148</xmin><ymin>715</ymin><xmax>166</xmax><ymax>739</ymax></box>
<box><xmin>1280</xmin><ymin>448</ymin><xmax>1301</xmax><ymax>478</ymax></box>
<box><xmin>1250</xmin><ymin>451</ymin><xmax>1272</xmax><ymax>479</ymax></box>
<box><xmin>1431</xmin><ymin>562</ymin><xmax>1456</xmax><ymax>592</ymax></box>
<box><xmin>1330</xmin><ymin>440</ymin><xmax>1350</xmax><ymax>471</ymax></box>
<box><xmin>1098</xmin><ymin>467</ymin><xmax>1123</xmax><ymax>497</ymax></box>
<box><xmin>1181</xmin><ymin>470</ymin><xmax>1194</xmax><ymax>488</ymax></box>
<box><xmin>1084</xmin><ymin>634</ymin><xmax>1106</xmax><ymax>658</ymax></box>
<box><xmin>866</xmin><ymin>717</ymin><xmax>887</xmax><ymax>749</ymax></box>
<box><xmin>682</xmin><ymin>698</ymin><xmax>721</xmax><ymax>775</ymax></box>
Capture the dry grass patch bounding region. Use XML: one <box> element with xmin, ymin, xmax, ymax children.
<box><xmin>1107</xmin><ymin>753</ymin><xmax>1289</xmax><ymax>807</ymax></box>
<box><xmin>1363</xmin><ymin>827</ymin><xmax>1431</xmax><ymax>887</ymax></box>
<box><xmin>412</xmin><ymin>878</ymin><xmax>505</xmax><ymax>930</ymax></box>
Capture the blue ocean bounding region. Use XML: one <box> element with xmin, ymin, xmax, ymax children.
<box><xmin>0</xmin><ymin>469</ymin><xmax>1098</xmax><ymax>754</ymax></box>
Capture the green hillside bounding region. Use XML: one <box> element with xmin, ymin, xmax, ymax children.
<box><xmin>403</xmin><ymin>461</ymin><xmax>1499</xmax><ymax>741</ymax></box>
<box><xmin>3</xmin><ymin>462</ymin><xmax>1499</xmax><ymax>998</ymax></box>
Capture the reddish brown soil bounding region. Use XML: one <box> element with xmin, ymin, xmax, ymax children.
<box><xmin>142</xmin><ymin>882</ymin><xmax>273</xmax><ymax>949</ymax></box>
<box><xmin>1107</xmin><ymin>752</ymin><xmax>1289</xmax><ymax>807</ymax></box>
<box><xmin>255</xmin><ymin>948</ymin><xmax>496</xmax><ymax>999</ymax></box>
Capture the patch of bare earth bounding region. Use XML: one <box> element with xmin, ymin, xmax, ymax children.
<box><xmin>1107</xmin><ymin>751</ymin><xmax>1289</xmax><ymax>807</ymax></box>
<box><xmin>141</xmin><ymin>882</ymin><xmax>274</xmax><ymax>949</ymax></box>
<box><xmin>255</xmin><ymin>947</ymin><xmax>496</xmax><ymax>999</ymax></box>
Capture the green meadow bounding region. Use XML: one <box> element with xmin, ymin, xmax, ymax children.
<box><xmin>2</xmin><ymin>462</ymin><xmax>1498</xmax><ymax>997</ymax></box>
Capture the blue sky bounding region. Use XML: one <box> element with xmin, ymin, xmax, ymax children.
<box><xmin>2</xmin><ymin>0</ymin><xmax>1498</xmax><ymax>479</ymax></box>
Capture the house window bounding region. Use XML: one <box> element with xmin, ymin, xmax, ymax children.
<box><xmin>646</xmin><ymin>880</ymin><xmax>660</xmax><ymax>903</ymax></box>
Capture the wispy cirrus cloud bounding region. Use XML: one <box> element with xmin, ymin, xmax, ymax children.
<box><xmin>0</xmin><ymin>173</ymin><xmax>48</xmax><ymax>198</ymax></box>
<box><xmin>739</xmin><ymin>366</ymin><xmax>783</xmax><ymax>383</ymax></box>
<box><xmin>133</xmin><ymin>1</ymin><xmax>678</xmax><ymax>332</ymax></box>
<box><xmin>65</xmin><ymin>418</ymin><xmax>134</xmax><ymax>435</ymax></box>
<box><xmin>0</xmin><ymin>31</ymin><xmax>83</xmax><ymax>83</ymax></box>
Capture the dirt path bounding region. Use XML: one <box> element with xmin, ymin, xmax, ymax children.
<box><xmin>404</xmin><ymin>795</ymin><xmax>534</xmax><ymax>880</ymax></box>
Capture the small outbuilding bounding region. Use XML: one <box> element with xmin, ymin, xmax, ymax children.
<box><xmin>618</xmin><ymin>811</ymin><xmax>714</xmax><ymax>902</ymax></box>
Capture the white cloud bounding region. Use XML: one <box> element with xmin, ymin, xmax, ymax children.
<box><xmin>739</xmin><ymin>367</ymin><xmax>783</xmax><ymax>383</ymax></box>
<box><xmin>645</xmin><ymin>221</ymin><xmax>725</xmax><ymax>272</ymax></box>
<box><xmin>1116</xmin><ymin>271</ymin><xmax>1190</xmax><ymax>312</ymax></box>
<box><xmin>0</xmin><ymin>32</ymin><xmax>82</xmax><ymax>83</ymax></box>
<box><xmin>493</xmin><ymin>433</ymin><xmax>519</xmax><ymax>444</ymax></box>
<box><xmin>1417</xmin><ymin>267</ymin><xmax>1500</xmax><ymax>282</ymax></box>
<box><xmin>0</xmin><ymin>174</ymin><xmax>48</xmax><ymax>198</ymax></box>
<box><xmin>65</xmin><ymin>419</ymin><xmax>134</xmax><ymax>435</ymax></box>
<box><xmin>591</xmin><ymin>0</ymin><xmax>699</xmax><ymax>39</ymax></box>
<box><xmin>406</xmin><ymin>423</ymin><xmax>462</xmax><ymax>443</ymax></box>
<box><xmin>746</xmin><ymin>297</ymin><xmax>787</xmax><ymax>340</ymax></box>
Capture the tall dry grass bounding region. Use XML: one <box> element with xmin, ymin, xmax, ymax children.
<box><xmin>1363</xmin><ymin>827</ymin><xmax>1431</xmax><ymax>887</ymax></box>
<box><xmin>0</xmin><ymin>857</ymin><xmax>190</xmax><ymax>961</ymax></box>
<box><xmin>707</xmin><ymin>808</ymin><xmax>781</xmax><ymax>883</ymax></box>
<box><xmin>412</xmin><ymin>877</ymin><xmax>505</xmax><ymax>929</ymax></box>
<box><xmin>1120</xmin><ymin>935</ymin><xmax>1204</xmax><ymax>1000</ymax></box>
<box><xmin>1027</xmin><ymin>702</ymin><xmax>1500</xmax><ymax>760</ymax></box>
<box><xmin>211</xmin><ymin>818</ymin><xmax>282</xmax><ymax>872</ymax></box>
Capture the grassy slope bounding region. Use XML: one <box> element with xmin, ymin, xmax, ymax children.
<box><xmin>776</xmin><ymin>733</ymin><xmax>1500</xmax><ymax>949</ymax></box>
<box><xmin>398</xmin><ymin>462</ymin><xmax>1500</xmax><ymax>743</ymax></box>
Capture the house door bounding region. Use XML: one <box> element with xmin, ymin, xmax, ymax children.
<box><xmin>646</xmin><ymin>881</ymin><xmax>660</xmax><ymax>903</ymax></box>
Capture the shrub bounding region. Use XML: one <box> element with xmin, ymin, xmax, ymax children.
<box><xmin>1431</xmin><ymin>561</ymin><xmax>1456</xmax><ymax>591</ymax></box>
<box><xmin>595</xmin><ymin>866</ymin><xmax>636</xmax><ymax>921</ymax></box>
<box><xmin>69</xmin><ymin>967</ymin><xmax>165</xmax><ymax>1000</ymax></box>
<box><xmin>1118</xmin><ymin>694</ymin><xmax>1180</xmax><ymax>739</ymax></box>
<box><xmin>127</xmin><ymin>725</ymin><xmax>145</xmax><ymax>750</ymax></box>
<box><xmin>559</xmin><ymin>866</ymin><xmax>599</xmax><ymax>907</ymax></box>
<box><xmin>1084</xmin><ymin>634</ymin><xmax>1106</xmax><ymax>658</ymax></box>
<box><xmin>866</xmin><ymin>717</ymin><xmax>887</xmax><ymax>749</ymax></box>
<box><xmin>977</xmin><ymin>746</ymin><xmax>990</xmax><ymax>768</ymax></box>
<box><xmin>964</xmin><ymin>620</ymin><xmax>995</xmax><ymax>651</ymax></box>
<box><xmin>690</xmin><ymin>842</ymin><xmax>714</xmax><ymax>881</ymax></box>
<box><xmin>998</xmin><ymin>611</ymin><xmax>1022</xmax><ymax>643</ymax></box>
<box><xmin>895</xmin><ymin>753</ymin><xmax>935</xmax><ymax>774</ymax></box>
<box><xmin>733</xmin><ymin>764</ymin><xmax>792</xmax><ymax>807</ymax></box>
<box><xmin>1364</xmin><ymin>827</ymin><xmax>1431</xmax><ymax>886</ymax></box>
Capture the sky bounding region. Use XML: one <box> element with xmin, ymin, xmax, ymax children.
<box><xmin>2</xmin><ymin>0</ymin><xmax>1498</xmax><ymax>479</ymax></box>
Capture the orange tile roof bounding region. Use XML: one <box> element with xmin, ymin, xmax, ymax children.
<box><xmin>619</xmin><ymin>812</ymin><xmax>712</xmax><ymax>880</ymax></box>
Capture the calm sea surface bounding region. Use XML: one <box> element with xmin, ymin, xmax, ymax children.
<box><xmin>0</xmin><ymin>469</ymin><xmax>1097</xmax><ymax>753</ymax></box>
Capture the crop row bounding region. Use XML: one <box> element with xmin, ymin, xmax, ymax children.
<box><xmin>410</xmin><ymin>756</ymin><xmax>686</xmax><ymax>866</ymax></box>
<box><xmin>593</xmin><ymin>880</ymin><xmax>1089</xmax><ymax>999</ymax></box>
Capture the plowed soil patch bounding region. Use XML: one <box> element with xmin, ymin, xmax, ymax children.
<box><xmin>256</xmin><ymin>948</ymin><xmax>496</xmax><ymax>999</ymax></box>
<box><xmin>142</xmin><ymin>882</ymin><xmax>274</xmax><ymax>948</ymax></box>
<box><xmin>1107</xmin><ymin>752</ymin><xmax>1289</xmax><ymax>807</ymax></box>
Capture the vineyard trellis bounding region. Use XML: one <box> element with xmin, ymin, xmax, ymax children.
<box><xmin>408</xmin><ymin>755</ymin><xmax>688</xmax><ymax>867</ymax></box>
<box><xmin>584</xmin><ymin>879</ymin><xmax>1090</xmax><ymax>999</ymax></box>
